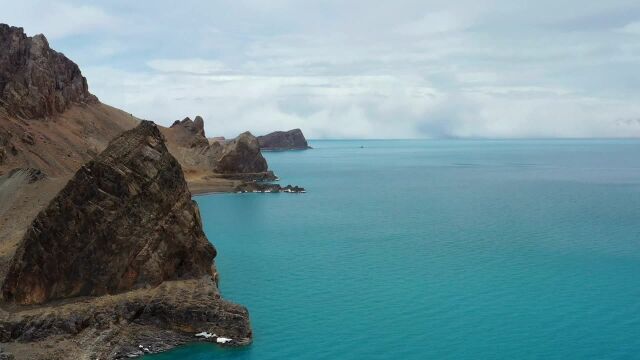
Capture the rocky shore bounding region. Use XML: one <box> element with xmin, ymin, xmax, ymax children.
<box><xmin>0</xmin><ymin>23</ymin><xmax>307</xmax><ymax>359</ymax></box>
<box><xmin>235</xmin><ymin>182</ymin><xmax>306</xmax><ymax>194</ymax></box>
<box><xmin>161</xmin><ymin>117</ymin><xmax>283</xmax><ymax>193</ymax></box>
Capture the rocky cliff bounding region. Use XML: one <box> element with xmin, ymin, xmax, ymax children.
<box><xmin>0</xmin><ymin>25</ymin><xmax>137</xmax><ymax>177</ymax></box>
<box><xmin>162</xmin><ymin>120</ymin><xmax>275</xmax><ymax>190</ymax></box>
<box><xmin>0</xmin><ymin>121</ymin><xmax>252</xmax><ymax>358</ymax></box>
<box><xmin>258</xmin><ymin>129</ymin><xmax>310</xmax><ymax>150</ymax></box>
<box><xmin>0</xmin><ymin>24</ymin><xmax>96</xmax><ymax>119</ymax></box>
<box><xmin>215</xmin><ymin>131</ymin><xmax>269</xmax><ymax>174</ymax></box>
<box><xmin>2</xmin><ymin>121</ymin><xmax>215</xmax><ymax>304</ymax></box>
<box><xmin>169</xmin><ymin>116</ymin><xmax>209</xmax><ymax>148</ymax></box>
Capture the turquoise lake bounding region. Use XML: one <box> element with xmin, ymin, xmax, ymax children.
<box><xmin>146</xmin><ymin>140</ymin><xmax>640</xmax><ymax>359</ymax></box>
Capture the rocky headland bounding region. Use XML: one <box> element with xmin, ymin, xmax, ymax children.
<box><xmin>0</xmin><ymin>24</ymin><xmax>297</xmax><ymax>195</ymax></box>
<box><xmin>258</xmin><ymin>128</ymin><xmax>311</xmax><ymax>150</ymax></box>
<box><xmin>162</xmin><ymin>118</ymin><xmax>277</xmax><ymax>194</ymax></box>
<box><xmin>0</xmin><ymin>24</ymin><xmax>254</xmax><ymax>359</ymax></box>
<box><xmin>0</xmin><ymin>23</ymin><xmax>308</xmax><ymax>358</ymax></box>
<box><xmin>0</xmin><ymin>122</ymin><xmax>252</xmax><ymax>359</ymax></box>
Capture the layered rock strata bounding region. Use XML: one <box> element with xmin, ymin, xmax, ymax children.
<box><xmin>2</xmin><ymin>121</ymin><xmax>215</xmax><ymax>304</ymax></box>
<box><xmin>0</xmin><ymin>121</ymin><xmax>252</xmax><ymax>359</ymax></box>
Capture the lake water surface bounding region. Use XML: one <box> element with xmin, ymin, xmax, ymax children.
<box><xmin>146</xmin><ymin>140</ymin><xmax>640</xmax><ymax>359</ymax></box>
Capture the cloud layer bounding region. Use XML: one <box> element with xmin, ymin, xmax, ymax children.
<box><xmin>3</xmin><ymin>0</ymin><xmax>640</xmax><ymax>138</ymax></box>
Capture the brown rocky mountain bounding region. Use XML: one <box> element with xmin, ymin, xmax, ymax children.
<box><xmin>0</xmin><ymin>24</ymin><xmax>138</xmax><ymax>177</ymax></box>
<box><xmin>162</xmin><ymin>119</ymin><xmax>275</xmax><ymax>193</ymax></box>
<box><xmin>0</xmin><ymin>24</ymin><xmax>258</xmax><ymax>359</ymax></box>
<box><xmin>2</xmin><ymin>121</ymin><xmax>217</xmax><ymax>304</ymax></box>
<box><xmin>258</xmin><ymin>128</ymin><xmax>310</xmax><ymax>150</ymax></box>
<box><xmin>215</xmin><ymin>131</ymin><xmax>269</xmax><ymax>174</ymax></box>
<box><xmin>0</xmin><ymin>25</ymin><xmax>276</xmax><ymax>193</ymax></box>
<box><xmin>0</xmin><ymin>24</ymin><xmax>97</xmax><ymax>119</ymax></box>
<box><xmin>168</xmin><ymin>116</ymin><xmax>209</xmax><ymax>148</ymax></box>
<box><xmin>0</xmin><ymin>27</ymin><xmax>141</xmax><ymax>297</ymax></box>
<box><xmin>0</xmin><ymin>122</ymin><xmax>251</xmax><ymax>358</ymax></box>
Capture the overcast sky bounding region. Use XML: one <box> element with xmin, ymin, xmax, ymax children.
<box><xmin>3</xmin><ymin>0</ymin><xmax>640</xmax><ymax>138</ymax></box>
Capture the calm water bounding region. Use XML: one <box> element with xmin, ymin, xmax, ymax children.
<box><xmin>146</xmin><ymin>140</ymin><xmax>640</xmax><ymax>359</ymax></box>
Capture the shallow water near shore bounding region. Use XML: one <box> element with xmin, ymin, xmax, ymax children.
<box><xmin>145</xmin><ymin>140</ymin><xmax>640</xmax><ymax>359</ymax></box>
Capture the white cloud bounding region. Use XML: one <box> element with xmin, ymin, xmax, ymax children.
<box><xmin>84</xmin><ymin>63</ymin><xmax>640</xmax><ymax>139</ymax></box>
<box><xmin>31</xmin><ymin>0</ymin><xmax>640</xmax><ymax>139</ymax></box>
<box><xmin>618</xmin><ymin>21</ymin><xmax>640</xmax><ymax>35</ymax></box>
<box><xmin>147</xmin><ymin>58</ymin><xmax>228</xmax><ymax>74</ymax></box>
<box><xmin>395</xmin><ymin>11</ymin><xmax>472</xmax><ymax>36</ymax></box>
<box><xmin>1</xmin><ymin>1</ymin><xmax>115</xmax><ymax>39</ymax></box>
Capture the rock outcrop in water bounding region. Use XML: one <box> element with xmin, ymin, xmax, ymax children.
<box><xmin>0</xmin><ymin>24</ymin><xmax>97</xmax><ymax>119</ymax></box>
<box><xmin>236</xmin><ymin>182</ymin><xmax>306</xmax><ymax>193</ymax></box>
<box><xmin>0</xmin><ymin>23</ymin><xmax>254</xmax><ymax>358</ymax></box>
<box><xmin>258</xmin><ymin>129</ymin><xmax>310</xmax><ymax>150</ymax></box>
<box><xmin>2</xmin><ymin>121</ymin><xmax>216</xmax><ymax>304</ymax></box>
<box><xmin>215</xmin><ymin>131</ymin><xmax>269</xmax><ymax>174</ymax></box>
<box><xmin>162</xmin><ymin>119</ymin><xmax>276</xmax><ymax>190</ymax></box>
<box><xmin>0</xmin><ymin>121</ymin><xmax>252</xmax><ymax>359</ymax></box>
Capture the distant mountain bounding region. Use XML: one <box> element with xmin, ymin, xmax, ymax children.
<box><xmin>162</xmin><ymin>116</ymin><xmax>275</xmax><ymax>193</ymax></box>
<box><xmin>258</xmin><ymin>128</ymin><xmax>311</xmax><ymax>150</ymax></box>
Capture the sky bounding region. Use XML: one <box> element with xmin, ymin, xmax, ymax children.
<box><xmin>2</xmin><ymin>0</ymin><xmax>640</xmax><ymax>139</ymax></box>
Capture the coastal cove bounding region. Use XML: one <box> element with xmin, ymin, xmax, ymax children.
<box><xmin>146</xmin><ymin>139</ymin><xmax>640</xmax><ymax>360</ymax></box>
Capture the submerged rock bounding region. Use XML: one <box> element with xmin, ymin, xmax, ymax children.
<box><xmin>2</xmin><ymin>121</ymin><xmax>216</xmax><ymax>304</ymax></box>
<box><xmin>258</xmin><ymin>129</ymin><xmax>310</xmax><ymax>150</ymax></box>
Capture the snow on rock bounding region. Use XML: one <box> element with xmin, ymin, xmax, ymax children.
<box><xmin>195</xmin><ymin>331</ymin><xmax>216</xmax><ymax>338</ymax></box>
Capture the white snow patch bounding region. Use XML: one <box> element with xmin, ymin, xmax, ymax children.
<box><xmin>195</xmin><ymin>331</ymin><xmax>216</xmax><ymax>338</ymax></box>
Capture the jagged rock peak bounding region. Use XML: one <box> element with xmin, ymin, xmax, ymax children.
<box><xmin>214</xmin><ymin>131</ymin><xmax>268</xmax><ymax>174</ymax></box>
<box><xmin>258</xmin><ymin>128</ymin><xmax>310</xmax><ymax>150</ymax></box>
<box><xmin>171</xmin><ymin>115</ymin><xmax>206</xmax><ymax>138</ymax></box>
<box><xmin>0</xmin><ymin>24</ymin><xmax>97</xmax><ymax>119</ymax></box>
<box><xmin>2</xmin><ymin>120</ymin><xmax>217</xmax><ymax>305</ymax></box>
<box><xmin>194</xmin><ymin>115</ymin><xmax>205</xmax><ymax>134</ymax></box>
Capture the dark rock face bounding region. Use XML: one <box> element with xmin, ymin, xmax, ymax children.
<box><xmin>236</xmin><ymin>182</ymin><xmax>305</xmax><ymax>193</ymax></box>
<box><xmin>0</xmin><ymin>278</ymin><xmax>252</xmax><ymax>358</ymax></box>
<box><xmin>258</xmin><ymin>129</ymin><xmax>310</xmax><ymax>150</ymax></box>
<box><xmin>0</xmin><ymin>24</ymin><xmax>97</xmax><ymax>119</ymax></box>
<box><xmin>2</xmin><ymin>121</ymin><xmax>215</xmax><ymax>305</ymax></box>
<box><xmin>193</xmin><ymin>116</ymin><xmax>205</xmax><ymax>135</ymax></box>
<box><xmin>0</xmin><ymin>131</ymin><xmax>8</xmax><ymax>165</ymax></box>
<box><xmin>214</xmin><ymin>131</ymin><xmax>269</xmax><ymax>174</ymax></box>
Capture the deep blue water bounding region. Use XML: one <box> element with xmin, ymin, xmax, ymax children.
<box><xmin>146</xmin><ymin>140</ymin><xmax>640</xmax><ymax>359</ymax></box>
